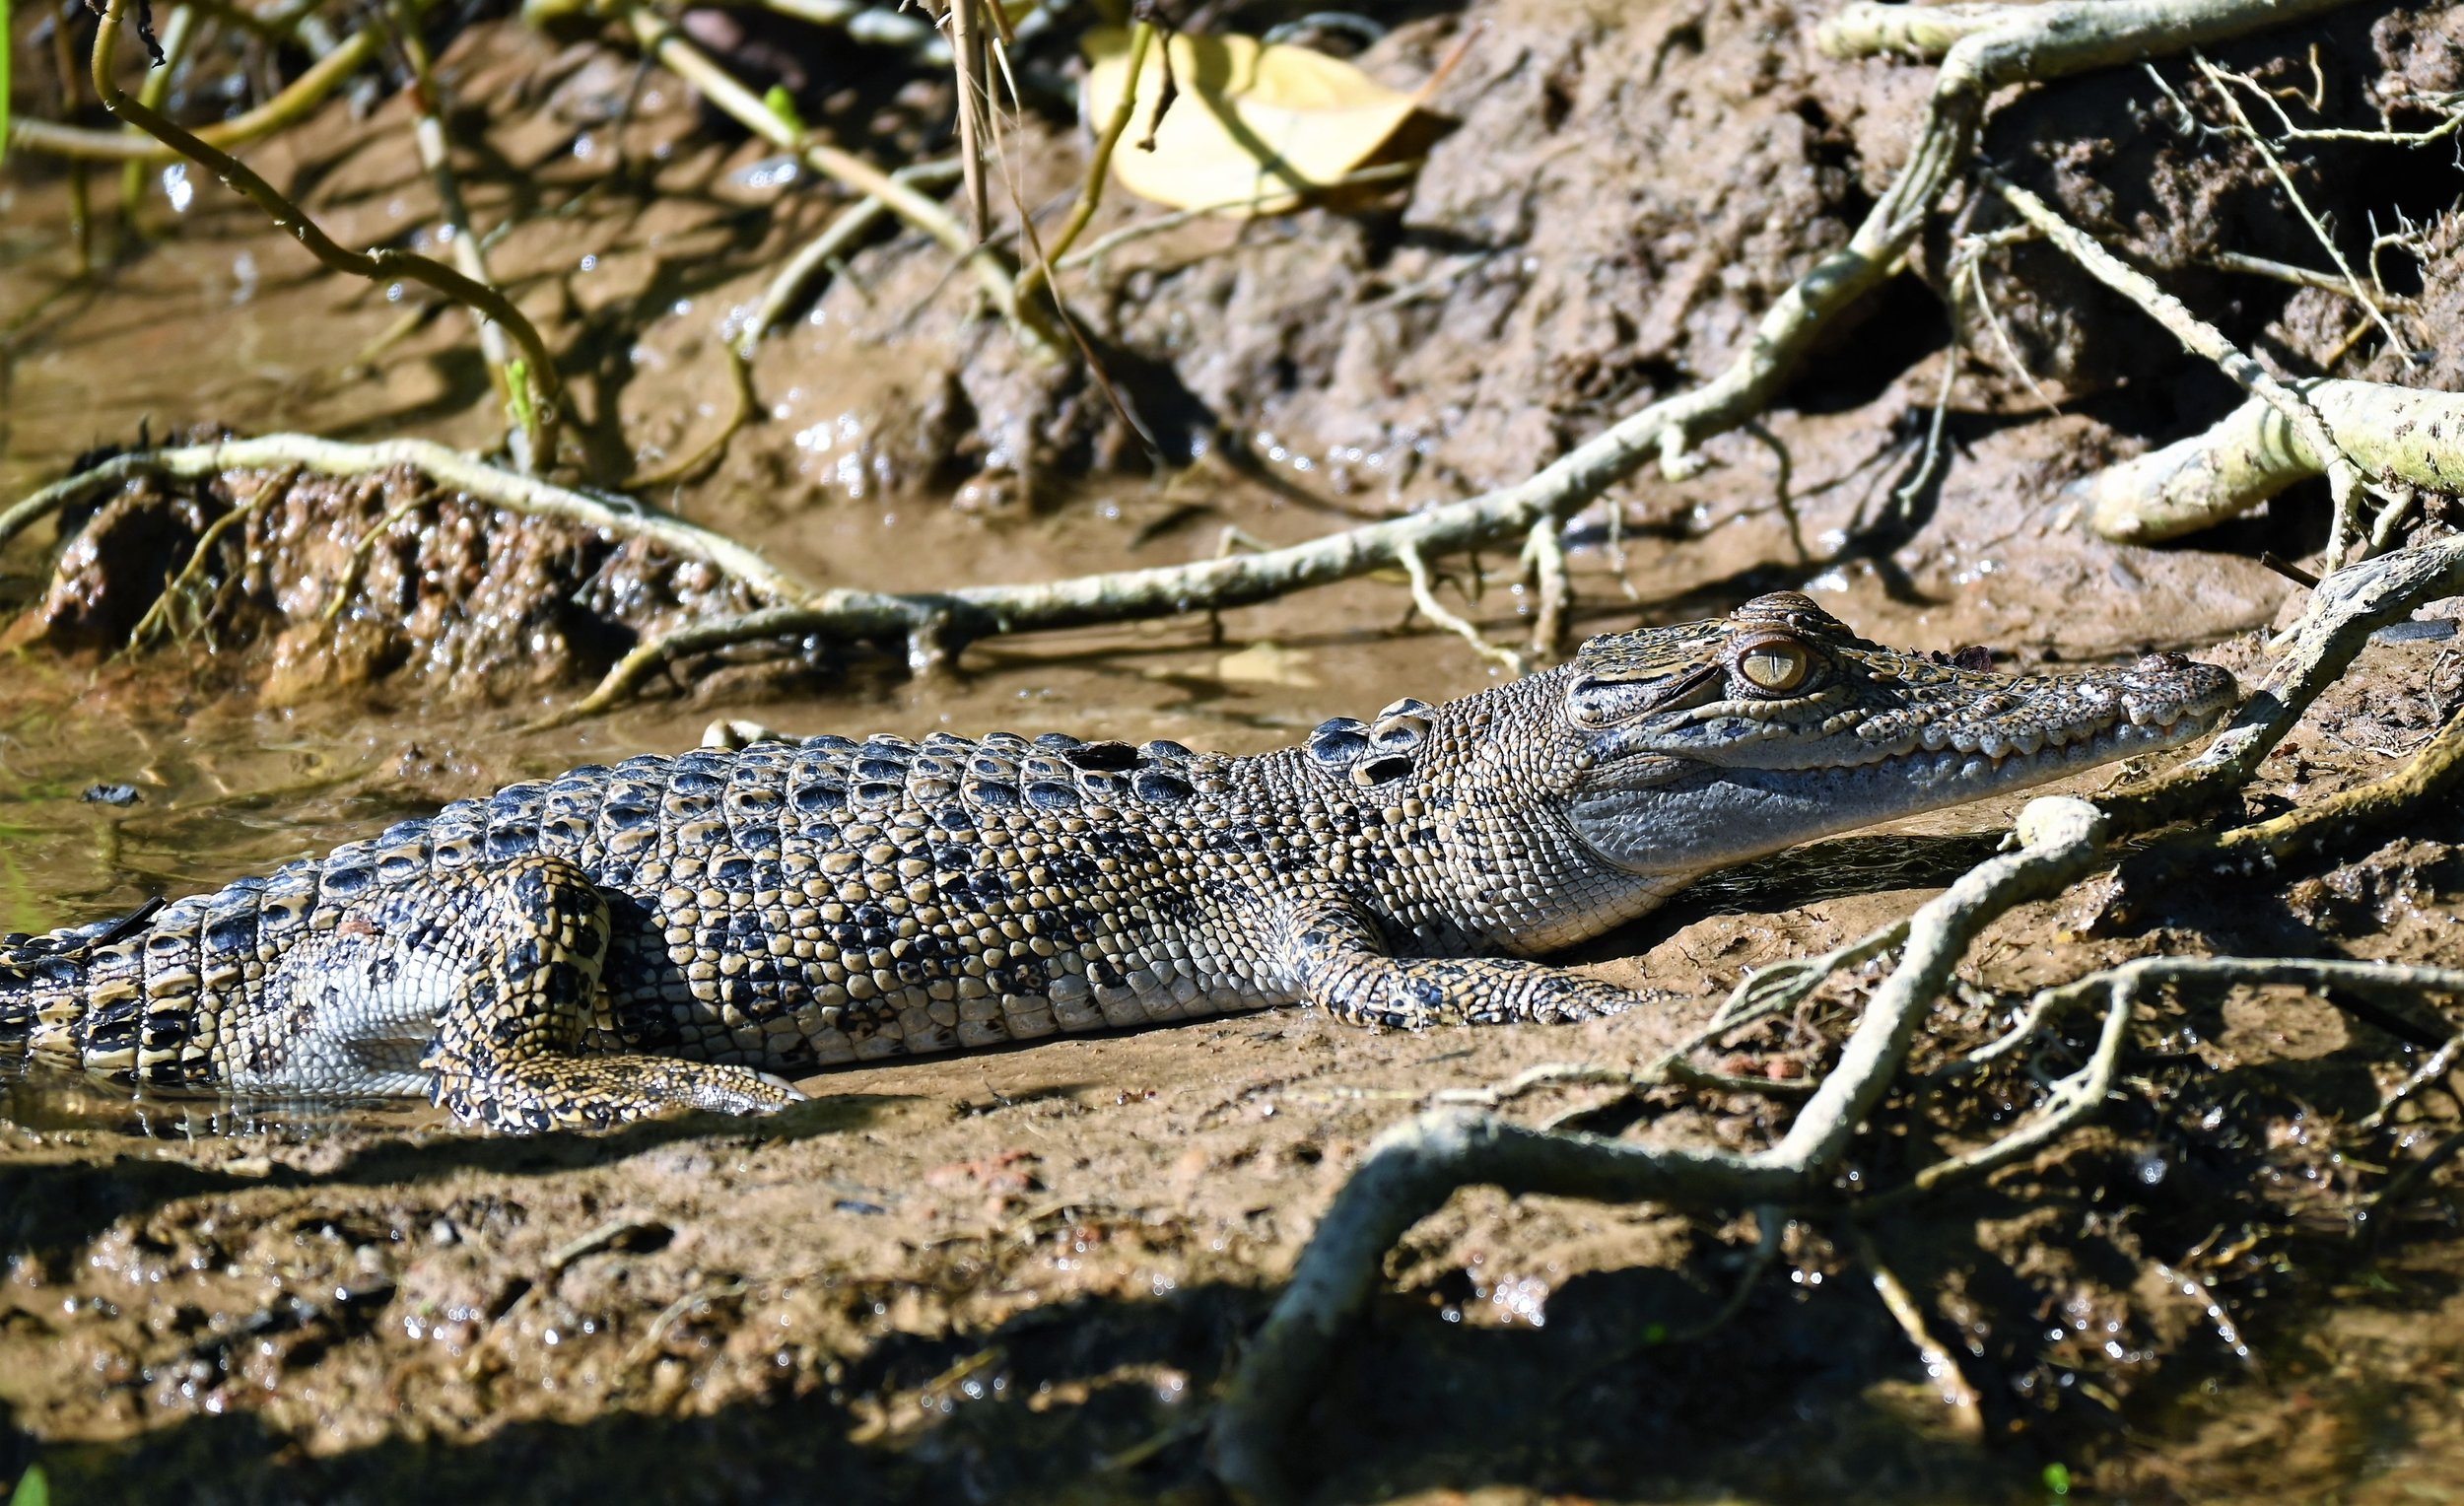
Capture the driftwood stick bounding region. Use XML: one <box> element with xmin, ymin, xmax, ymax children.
<box><xmin>0</xmin><ymin>436</ymin><xmax>815</xmax><ymax>605</ymax></box>
<box><xmin>2079</xmin><ymin>379</ymin><xmax>2464</xmax><ymax>543</ymax></box>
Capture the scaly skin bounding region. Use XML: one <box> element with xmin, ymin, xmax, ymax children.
<box><xmin>0</xmin><ymin>594</ymin><xmax>2235</xmax><ymax>1131</ymax></box>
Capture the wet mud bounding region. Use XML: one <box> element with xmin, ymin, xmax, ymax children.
<box><xmin>5</xmin><ymin>0</ymin><xmax>2464</xmax><ymax>1497</ymax></box>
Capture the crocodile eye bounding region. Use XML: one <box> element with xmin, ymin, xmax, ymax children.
<box><xmin>1736</xmin><ymin>639</ymin><xmax>1811</xmax><ymax>693</ymax></box>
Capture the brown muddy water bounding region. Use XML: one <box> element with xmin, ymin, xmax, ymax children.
<box><xmin>7</xmin><ymin>0</ymin><xmax>2464</xmax><ymax>1499</ymax></box>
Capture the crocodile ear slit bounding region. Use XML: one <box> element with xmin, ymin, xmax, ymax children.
<box><xmin>1566</xmin><ymin>661</ymin><xmax>1723</xmax><ymax>728</ymax></box>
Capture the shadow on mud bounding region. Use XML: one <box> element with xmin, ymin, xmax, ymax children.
<box><xmin>16</xmin><ymin>1262</ymin><xmax>2050</xmax><ymax>1505</ymax></box>
<box><xmin>8</xmin><ymin>1041</ymin><xmax>2457</xmax><ymax>1504</ymax></box>
<box><xmin>0</xmin><ymin>1092</ymin><xmax>903</xmax><ymax>1264</ymax></box>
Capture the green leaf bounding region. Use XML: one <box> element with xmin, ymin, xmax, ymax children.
<box><xmin>10</xmin><ymin>1465</ymin><xmax>50</xmax><ymax>1506</ymax></box>
<box><xmin>504</xmin><ymin>358</ymin><xmax>537</xmax><ymax>437</ymax></box>
<box><xmin>761</xmin><ymin>85</ymin><xmax>805</xmax><ymax>137</ymax></box>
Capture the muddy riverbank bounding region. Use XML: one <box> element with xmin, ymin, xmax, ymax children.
<box><xmin>6</xmin><ymin>0</ymin><xmax>2464</xmax><ymax>1497</ymax></box>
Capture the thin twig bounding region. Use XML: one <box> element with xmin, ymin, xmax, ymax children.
<box><xmin>1956</xmin><ymin>237</ymin><xmax>2063</xmax><ymax>416</ymax></box>
<box><xmin>1398</xmin><ymin>537</ymin><xmax>1526</xmax><ymax>674</ymax></box>
<box><xmin>2203</xmin><ymin>247</ymin><xmax>2412</xmax><ymax>303</ymax></box>
<box><xmin>320</xmin><ymin>492</ymin><xmax>431</xmax><ymax>623</ymax></box>
<box><xmin>2359</xmin><ymin>1031</ymin><xmax>2464</xmax><ymax>1132</ymax></box>
<box><xmin>122</xmin><ymin>471</ymin><xmax>290</xmax><ymax>650</ymax></box>
<box><xmin>1056</xmin><ymin>162</ymin><xmax>1419</xmax><ymax>273</ymax></box>
<box><xmin>623</xmin><ymin>4</ymin><xmax>1061</xmax><ymax>361</ymax></box>
<box><xmin>948</xmin><ymin>0</ymin><xmax>990</xmax><ymax>242</ymax></box>
<box><xmin>11</xmin><ymin>22</ymin><xmax>386</xmax><ymax>162</ymax></box>
<box><xmin>114</xmin><ymin>2</ymin><xmax>194</xmax><ymax>220</ymax></box>
<box><xmin>626</xmin><ymin>344</ymin><xmax>758</xmax><ymax>490</ymax></box>
<box><xmin>1013</xmin><ymin>19</ymin><xmax>1151</xmax><ymax>309</ymax></box>
<box><xmin>2196</xmin><ymin>55</ymin><xmax>2412</xmax><ymax>363</ymax></box>
<box><xmin>1850</xmin><ymin>1228</ymin><xmax>1985</xmax><ymax>1439</ymax></box>
<box><xmin>1979</xmin><ymin>166</ymin><xmax>2367</xmax><ymax>565</ymax></box>
<box><xmin>82</xmin><ymin>0</ymin><xmax>566</xmax><ymax>467</ymax></box>
<box><xmin>384</xmin><ymin>0</ymin><xmax>543</xmax><ymax>468</ymax></box>
<box><xmin>738</xmin><ymin>158</ymin><xmax>964</xmax><ymax>356</ymax></box>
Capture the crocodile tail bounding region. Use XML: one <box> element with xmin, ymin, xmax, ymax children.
<box><xmin>0</xmin><ymin>948</ymin><xmax>27</xmax><ymax>1041</ymax></box>
<box><xmin>0</xmin><ymin>899</ymin><xmax>163</xmax><ymax>1053</ymax></box>
<box><xmin>0</xmin><ymin>931</ymin><xmax>82</xmax><ymax>1049</ymax></box>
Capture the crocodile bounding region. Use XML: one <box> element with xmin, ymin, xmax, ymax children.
<box><xmin>0</xmin><ymin>593</ymin><xmax>2234</xmax><ymax>1132</ymax></box>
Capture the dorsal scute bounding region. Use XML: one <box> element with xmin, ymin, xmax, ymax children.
<box><xmin>758</xmin><ymin>727</ymin><xmax>1223</xmax><ymax>817</ymax></box>
<box><xmin>1304</xmin><ymin>697</ymin><xmax>1438</xmax><ymax>789</ymax></box>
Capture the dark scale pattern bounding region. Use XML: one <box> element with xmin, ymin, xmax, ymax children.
<box><xmin>0</xmin><ymin>596</ymin><xmax>2239</xmax><ymax>1131</ymax></box>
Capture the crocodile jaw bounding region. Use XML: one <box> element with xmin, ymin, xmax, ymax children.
<box><xmin>1567</xmin><ymin>699</ymin><xmax>2224</xmax><ymax>876</ymax></box>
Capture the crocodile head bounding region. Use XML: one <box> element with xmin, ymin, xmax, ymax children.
<box><xmin>1556</xmin><ymin>592</ymin><xmax>2237</xmax><ymax>875</ymax></box>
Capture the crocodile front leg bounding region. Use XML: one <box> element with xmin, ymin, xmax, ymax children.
<box><xmin>1286</xmin><ymin>902</ymin><xmax>1665</xmax><ymax>1028</ymax></box>
<box><xmin>252</xmin><ymin>855</ymin><xmax>801</xmax><ymax>1131</ymax></box>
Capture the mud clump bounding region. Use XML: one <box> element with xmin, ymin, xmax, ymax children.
<box><xmin>4</xmin><ymin>465</ymin><xmax>762</xmax><ymax>704</ymax></box>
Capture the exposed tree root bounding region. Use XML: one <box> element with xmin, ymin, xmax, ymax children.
<box><xmin>1208</xmin><ymin>569</ymin><xmax>2455</xmax><ymax>1486</ymax></box>
<box><xmin>1206</xmin><ymin>794</ymin><xmax>2121</xmax><ymax>1498</ymax></box>
<box><xmin>1979</xmin><ymin>167</ymin><xmax>2368</xmax><ymax>564</ymax></box>
<box><xmin>547</xmin><ymin>0</ymin><xmax>2370</xmax><ymax>711</ymax></box>
<box><xmin>2080</xmin><ymin>379</ymin><xmax>2464</xmax><ymax>544</ymax></box>
<box><xmin>12</xmin><ymin>0</ymin><xmax>2371</xmax><ymax>723</ymax></box>
<box><xmin>2103</xmin><ymin>531</ymin><xmax>2464</xmax><ymax>833</ymax></box>
<box><xmin>0</xmin><ymin>436</ymin><xmax>817</xmax><ymax>606</ymax></box>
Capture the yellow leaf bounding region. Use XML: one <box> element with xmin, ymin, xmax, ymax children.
<box><xmin>1080</xmin><ymin>29</ymin><xmax>1420</xmax><ymax>217</ymax></box>
<box><xmin>1215</xmin><ymin>641</ymin><xmax>1320</xmax><ymax>688</ymax></box>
